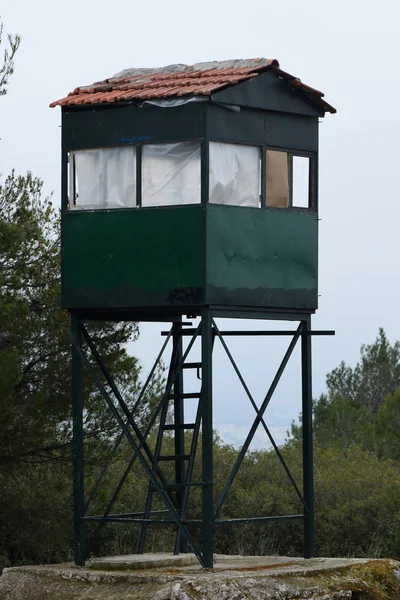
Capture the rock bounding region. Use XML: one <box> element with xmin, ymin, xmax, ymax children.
<box><xmin>1</xmin><ymin>555</ymin><xmax>399</xmax><ymax>600</ymax></box>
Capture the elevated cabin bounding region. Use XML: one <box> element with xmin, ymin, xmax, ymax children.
<box><xmin>51</xmin><ymin>59</ymin><xmax>335</xmax><ymax>317</ymax></box>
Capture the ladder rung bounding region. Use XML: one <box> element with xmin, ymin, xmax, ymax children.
<box><xmin>158</xmin><ymin>455</ymin><xmax>191</xmax><ymax>461</ymax></box>
<box><xmin>163</xmin><ymin>423</ymin><xmax>196</xmax><ymax>431</ymax></box>
<box><xmin>168</xmin><ymin>392</ymin><xmax>200</xmax><ymax>399</ymax></box>
<box><xmin>182</xmin><ymin>362</ymin><xmax>202</xmax><ymax>370</ymax></box>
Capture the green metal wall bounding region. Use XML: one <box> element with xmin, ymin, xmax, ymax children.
<box><xmin>62</xmin><ymin>204</ymin><xmax>317</xmax><ymax>312</ymax></box>
<box><xmin>61</xmin><ymin>101</ymin><xmax>319</xmax><ymax>313</ymax></box>
<box><xmin>205</xmin><ymin>205</ymin><xmax>318</xmax><ymax>310</ymax></box>
<box><xmin>62</xmin><ymin>205</ymin><xmax>205</xmax><ymax>309</ymax></box>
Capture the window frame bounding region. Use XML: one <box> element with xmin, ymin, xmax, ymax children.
<box><xmin>66</xmin><ymin>139</ymin><xmax>204</xmax><ymax>212</ymax></box>
<box><xmin>262</xmin><ymin>146</ymin><xmax>317</xmax><ymax>213</ymax></box>
<box><xmin>208</xmin><ymin>140</ymin><xmax>262</xmax><ymax>208</ymax></box>
<box><xmin>67</xmin><ymin>145</ymin><xmax>138</xmax><ymax>211</ymax></box>
<box><xmin>65</xmin><ymin>141</ymin><xmax>317</xmax><ymax>213</ymax></box>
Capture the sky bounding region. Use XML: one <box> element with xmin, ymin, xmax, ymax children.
<box><xmin>1</xmin><ymin>0</ymin><xmax>400</xmax><ymax>450</ymax></box>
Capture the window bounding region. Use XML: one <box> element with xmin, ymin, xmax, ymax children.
<box><xmin>67</xmin><ymin>142</ymin><xmax>314</xmax><ymax>212</ymax></box>
<box><xmin>265</xmin><ymin>150</ymin><xmax>313</xmax><ymax>210</ymax></box>
<box><xmin>142</xmin><ymin>141</ymin><xmax>201</xmax><ymax>207</ymax></box>
<box><xmin>265</xmin><ymin>150</ymin><xmax>289</xmax><ymax>208</ymax></box>
<box><xmin>70</xmin><ymin>147</ymin><xmax>136</xmax><ymax>210</ymax></box>
<box><xmin>209</xmin><ymin>142</ymin><xmax>260</xmax><ymax>207</ymax></box>
<box><xmin>292</xmin><ymin>156</ymin><xmax>310</xmax><ymax>208</ymax></box>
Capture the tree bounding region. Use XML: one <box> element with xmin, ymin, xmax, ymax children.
<box><xmin>326</xmin><ymin>328</ymin><xmax>400</xmax><ymax>413</ymax></box>
<box><xmin>375</xmin><ymin>389</ymin><xmax>400</xmax><ymax>460</ymax></box>
<box><xmin>0</xmin><ymin>19</ymin><xmax>20</xmax><ymax>96</ymax></box>
<box><xmin>0</xmin><ymin>19</ymin><xmax>163</xmax><ymax>567</ymax></box>
<box><xmin>290</xmin><ymin>329</ymin><xmax>400</xmax><ymax>453</ymax></box>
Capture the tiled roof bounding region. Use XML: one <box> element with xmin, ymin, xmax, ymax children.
<box><xmin>50</xmin><ymin>58</ymin><xmax>336</xmax><ymax>113</ymax></box>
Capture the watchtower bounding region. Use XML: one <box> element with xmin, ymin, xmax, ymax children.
<box><xmin>51</xmin><ymin>58</ymin><xmax>335</xmax><ymax>568</ymax></box>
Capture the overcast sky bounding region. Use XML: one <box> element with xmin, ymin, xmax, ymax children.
<box><xmin>1</xmin><ymin>0</ymin><xmax>400</xmax><ymax>449</ymax></box>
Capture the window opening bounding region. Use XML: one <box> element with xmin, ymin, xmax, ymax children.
<box><xmin>209</xmin><ymin>142</ymin><xmax>260</xmax><ymax>207</ymax></box>
<box><xmin>69</xmin><ymin>147</ymin><xmax>137</xmax><ymax>210</ymax></box>
<box><xmin>292</xmin><ymin>156</ymin><xmax>310</xmax><ymax>208</ymax></box>
<box><xmin>265</xmin><ymin>150</ymin><xmax>289</xmax><ymax>208</ymax></box>
<box><xmin>142</xmin><ymin>141</ymin><xmax>201</xmax><ymax>207</ymax></box>
<box><xmin>265</xmin><ymin>150</ymin><xmax>313</xmax><ymax>210</ymax></box>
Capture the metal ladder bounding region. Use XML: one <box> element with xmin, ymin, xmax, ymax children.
<box><xmin>138</xmin><ymin>321</ymin><xmax>202</xmax><ymax>554</ymax></box>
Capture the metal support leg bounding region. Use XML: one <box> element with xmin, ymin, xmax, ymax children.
<box><xmin>201</xmin><ymin>310</ymin><xmax>214</xmax><ymax>568</ymax></box>
<box><xmin>71</xmin><ymin>314</ymin><xmax>85</xmax><ymax>566</ymax></box>
<box><xmin>173</xmin><ymin>318</ymin><xmax>186</xmax><ymax>553</ymax></box>
<box><xmin>302</xmin><ymin>316</ymin><xmax>315</xmax><ymax>558</ymax></box>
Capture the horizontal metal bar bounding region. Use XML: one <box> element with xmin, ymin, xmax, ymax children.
<box><xmin>182</xmin><ymin>362</ymin><xmax>202</xmax><ymax>369</ymax></box>
<box><xmin>168</xmin><ymin>392</ymin><xmax>200</xmax><ymax>399</ymax></box>
<box><xmin>84</xmin><ymin>514</ymin><xmax>304</xmax><ymax>525</ymax></box>
<box><xmin>151</xmin><ymin>481</ymin><xmax>203</xmax><ymax>492</ymax></box>
<box><xmin>214</xmin><ymin>515</ymin><xmax>305</xmax><ymax>525</ymax></box>
<box><xmin>158</xmin><ymin>455</ymin><xmax>191</xmax><ymax>461</ymax></box>
<box><xmin>162</xmin><ymin>329</ymin><xmax>334</xmax><ymax>337</ymax></box>
<box><xmin>84</xmin><ymin>517</ymin><xmax>180</xmax><ymax>524</ymax></box>
<box><xmin>163</xmin><ymin>423</ymin><xmax>196</xmax><ymax>431</ymax></box>
<box><xmin>216</xmin><ymin>330</ymin><xmax>335</xmax><ymax>337</ymax></box>
<box><xmin>84</xmin><ymin>510</ymin><xmax>170</xmax><ymax>520</ymax></box>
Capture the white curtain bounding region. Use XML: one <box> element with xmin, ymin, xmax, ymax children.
<box><xmin>209</xmin><ymin>142</ymin><xmax>260</xmax><ymax>207</ymax></box>
<box><xmin>142</xmin><ymin>142</ymin><xmax>201</xmax><ymax>207</ymax></box>
<box><xmin>73</xmin><ymin>147</ymin><xmax>136</xmax><ymax>209</ymax></box>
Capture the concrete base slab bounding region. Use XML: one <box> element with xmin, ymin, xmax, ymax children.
<box><xmin>1</xmin><ymin>554</ymin><xmax>400</xmax><ymax>599</ymax></box>
<box><xmin>87</xmin><ymin>552</ymin><xmax>199</xmax><ymax>570</ymax></box>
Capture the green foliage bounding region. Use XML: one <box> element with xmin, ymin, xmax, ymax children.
<box><xmin>314</xmin><ymin>444</ymin><xmax>400</xmax><ymax>558</ymax></box>
<box><xmin>0</xmin><ymin>22</ymin><xmax>164</xmax><ymax>567</ymax></box>
<box><xmin>291</xmin><ymin>329</ymin><xmax>400</xmax><ymax>455</ymax></box>
<box><xmin>375</xmin><ymin>388</ymin><xmax>400</xmax><ymax>460</ymax></box>
<box><xmin>0</xmin><ymin>19</ymin><xmax>20</xmax><ymax>96</ymax></box>
<box><xmin>0</xmin><ymin>170</ymin><xmax>144</xmax><ymax>467</ymax></box>
<box><xmin>326</xmin><ymin>328</ymin><xmax>400</xmax><ymax>413</ymax></box>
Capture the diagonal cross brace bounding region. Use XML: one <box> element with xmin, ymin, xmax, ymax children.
<box><xmin>82</xmin><ymin>324</ymin><xmax>173</xmax><ymax>500</ymax></box>
<box><xmin>87</xmin><ymin>327</ymin><xmax>201</xmax><ymax>551</ymax></box>
<box><xmin>214</xmin><ymin>322</ymin><xmax>303</xmax><ymax>518</ymax></box>
<box><xmin>84</xmin><ymin>329</ymin><xmax>174</xmax><ymax>515</ymax></box>
<box><xmin>212</xmin><ymin>319</ymin><xmax>306</xmax><ymax>510</ymax></box>
<box><xmin>91</xmin><ymin>322</ymin><xmax>202</xmax><ymax>526</ymax></box>
<box><xmin>71</xmin><ymin>322</ymin><xmax>205</xmax><ymax>566</ymax></box>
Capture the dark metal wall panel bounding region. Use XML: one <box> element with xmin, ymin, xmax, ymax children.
<box><xmin>207</xmin><ymin>104</ymin><xmax>318</xmax><ymax>152</ymax></box>
<box><xmin>62</xmin><ymin>205</ymin><xmax>205</xmax><ymax>309</ymax></box>
<box><xmin>205</xmin><ymin>204</ymin><xmax>318</xmax><ymax>310</ymax></box>
<box><xmin>211</xmin><ymin>71</ymin><xmax>324</xmax><ymax>117</ymax></box>
<box><xmin>62</xmin><ymin>103</ymin><xmax>206</xmax><ymax>151</ymax></box>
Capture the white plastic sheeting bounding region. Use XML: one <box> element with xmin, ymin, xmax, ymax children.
<box><xmin>209</xmin><ymin>142</ymin><xmax>260</xmax><ymax>207</ymax></box>
<box><xmin>142</xmin><ymin>142</ymin><xmax>201</xmax><ymax>207</ymax></box>
<box><xmin>72</xmin><ymin>147</ymin><xmax>136</xmax><ymax>209</ymax></box>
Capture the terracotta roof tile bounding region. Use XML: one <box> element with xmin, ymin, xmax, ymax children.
<box><xmin>50</xmin><ymin>58</ymin><xmax>336</xmax><ymax>113</ymax></box>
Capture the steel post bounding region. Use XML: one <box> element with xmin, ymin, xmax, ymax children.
<box><xmin>71</xmin><ymin>313</ymin><xmax>85</xmax><ymax>566</ymax></box>
<box><xmin>173</xmin><ymin>318</ymin><xmax>186</xmax><ymax>553</ymax></box>
<box><xmin>302</xmin><ymin>316</ymin><xmax>315</xmax><ymax>558</ymax></box>
<box><xmin>201</xmin><ymin>309</ymin><xmax>214</xmax><ymax>568</ymax></box>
